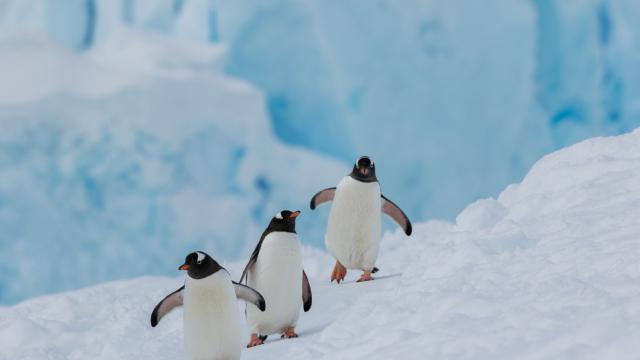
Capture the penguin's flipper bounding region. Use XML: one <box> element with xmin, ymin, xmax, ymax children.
<box><xmin>239</xmin><ymin>257</ymin><xmax>256</xmax><ymax>285</ymax></box>
<box><xmin>381</xmin><ymin>195</ymin><xmax>412</xmax><ymax>236</ymax></box>
<box><xmin>239</xmin><ymin>237</ymin><xmax>264</xmax><ymax>284</ymax></box>
<box><xmin>302</xmin><ymin>270</ymin><xmax>312</xmax><ymax>312</ymax></box>
<box><xmin>150</xmin><ymin>285</ymin><xmax>184</xmax><ymax>327</ymax></box>
<box><xmin>310</xmin><ymin>187</ymin><xmax>336</xmax><ymax>210</ymax></box>
<box><xmin>233</xmin><ymin>281</ymin><xmax>266</xmax><ymax>311</ymax></box>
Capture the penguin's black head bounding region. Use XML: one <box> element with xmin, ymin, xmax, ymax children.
<box><xmin>179</xmin><ymin>251</ymin><xmax>224</xmax><ymax>280</ymax></box>
<box><xmin>265</xmin><ymin>210</ymin><xmax>300</xmax><ymax>234</ymax></box>
<box><xmin>350</xmin><ymin>156</ymin><xmax>378</xmax><ymax>182</ymax></box>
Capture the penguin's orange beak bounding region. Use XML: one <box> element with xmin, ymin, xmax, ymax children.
<box><xmin>289</xmin><ymin>210</ymin><xmax>301</xmax><ymax>219</ymax></box>
<box><xmin>179</xmin><ymin>264</ymin><xmax>189</xmax><ymax>271</ymax></box>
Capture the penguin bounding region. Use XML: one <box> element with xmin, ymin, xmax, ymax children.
<box><xmin>150</xmin><ymin>251</ymin><xmax>266</xmax><ymax>360</ymax></box>
<box><xmin>310</xmin><ymin>156</ymin><xmax>412</xmax><ymax>283</ymax></box>
<box><xmin>239</xmin><ymin>210</ymin><xmax>312</xmax><ymax>347</ymax></box>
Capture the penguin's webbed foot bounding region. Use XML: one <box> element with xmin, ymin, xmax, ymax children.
<box><xmin>357</xmin><ymin>271</ymin><xmax>374</xmax><ymax>282</ymax></box>
<box><xmin>330</xmin><ymin>260</ymin><xmax>347</xmax><ymax>283</ymax></box>
<box><xmin>281</xmin><ymin>326</ymin><xmax>298</xmax><ymax>339</ymax></box>
<box><xmin>247</xmin><ymin>333</ymin><xmax>265</xmax><ymax>348</ymax></box>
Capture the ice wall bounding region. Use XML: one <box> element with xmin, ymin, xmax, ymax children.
<box><xmin>213</xmin><ymin>0</ymin><xmax>640</xmax><ymax>219</ymax></box>
<box><xmin>0</xmin><ymin>34</ymin><xmax>345</xmax><ymax>304</ymax></box>
<box><xmin>3</xmin><ymin>0</ymin><xmax>640</xmax><ymax>218</ymax></box>
<box><xmin>2</xmin><ymin>0</ymin><xmax>640</xmax><ymax>303</ymax></box>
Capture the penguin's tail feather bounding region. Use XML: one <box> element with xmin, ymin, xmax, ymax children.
<box><xmin>372</xmin><ymin>267</ymin><xmax>379</xmax><ymax>274</ymax></box>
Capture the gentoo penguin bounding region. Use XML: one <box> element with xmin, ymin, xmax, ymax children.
<box><xmin>150</xmin><ymin>251</ymin><xmax>266</xmax><ymax>360</ymax></box>
<box><xmin>310</xmin><ymin>156</ymin><xmax>412</xmax><ymax>283</ymax></box>
<box><xmin>239</xmin><ymin>210</ymin><xmax>312</xmax><ymax>347</ymax></box>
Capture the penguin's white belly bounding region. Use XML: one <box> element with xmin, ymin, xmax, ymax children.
<box><xmin>325</xmin><ymin>176</ymin><xmax>381</xmax><ymax>270</ymax></box>
<box><xmin>184</xmin><ymin>272</ymin><xmax>242</xmax><ymax>360</ymax></box>
<box><xmin>247</xmin><ymin>232</ymin><xmax>303</xmax><ymax>335</ymax></box>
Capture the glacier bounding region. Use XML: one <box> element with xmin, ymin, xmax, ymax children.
<box><xmin>0</xmin><ymin>32</ymin><xmax>346</xmax><ymax>304</ymax></box>
<box><xmin>1</xmin><ymin>128</ymin><xmax>639</xmax><ymax>359</ymax></box>
<box><xmin>215</xmin><ymin>0</ymin><xmax>640</xmax><ymax>220</ymax></box>
<box><xmin>2</xmin><ymin>0</ymin><xmax>640</xmax><ymax>304</ymax></box>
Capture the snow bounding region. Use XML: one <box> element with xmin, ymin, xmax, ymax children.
<box><xmin>2</xmin><ymin>129</ymin><xmax>639</xmax><ymax>359</ymax></box>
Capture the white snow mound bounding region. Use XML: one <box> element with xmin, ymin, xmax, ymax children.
<box><xmin>1</xmin><ymin>129</ymin><xmax>640</xmax><ymax>359</ymax></box>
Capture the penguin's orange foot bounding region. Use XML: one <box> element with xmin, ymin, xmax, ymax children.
<box><xmin>357</xmin><ymin>271</ymin><xmax>374</xmax><ymax>282</ymax></box>
<box><xmin>281</xmin><ymin>327</ymin><xmax>298</xmax><ymax>339</ymax></box>
<box><xmin>247</xmin><ymin>334</ymin><xmax>265</xmax><ymax>348</ymax></box>
<box><xmin>330</xmin><ymin>260</ymin><xmax>347</xmax><ymax>283</ymax></box>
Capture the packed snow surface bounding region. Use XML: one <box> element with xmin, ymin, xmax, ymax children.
<box><xmin>2</xmin><ymin>129</ymin><xmax>639</xmax><ymax>359</ymax></box>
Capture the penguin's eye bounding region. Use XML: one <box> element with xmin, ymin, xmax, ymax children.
<box><xmin>370</xmin><ymin>163</ymin><xmax>374</xmax><ymax>168</ymax></box>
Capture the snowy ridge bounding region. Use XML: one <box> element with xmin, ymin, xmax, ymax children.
<box><xmin>1</xmin><ymin>129</ymin><xmax>639</xmax><ymax>359</ymax></box>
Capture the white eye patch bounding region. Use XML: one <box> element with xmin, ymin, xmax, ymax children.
<box><xmin>275</xmin><ymin>212</ymin><xmax>283</xmax><ymax>219</ymax></box>
<box><xmin>196</xmin><ymin>251</ymin><xmax>206</xmax><ymax>264</ymax></box>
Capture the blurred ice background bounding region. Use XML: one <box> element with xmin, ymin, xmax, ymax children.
<box><xmin>1</xmin><ymin>0</ymin><xmax>640</xmax><ymax>304</ymax></box>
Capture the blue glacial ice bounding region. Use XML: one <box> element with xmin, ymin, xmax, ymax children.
<box><xmin>1</xmin><ymin>0</ymin><xmax>640</xmax><ymax>303</ymax></box>
<box><xmin>0</xmin><ymin>32</ymin><xmax>346</xmax><ymax>304</ymax></box>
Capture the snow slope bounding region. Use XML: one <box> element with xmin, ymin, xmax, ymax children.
<box><xmin>2</xmin><ymin>129</ymin><xmax>639</xmax><ymax>359</ymax></box>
